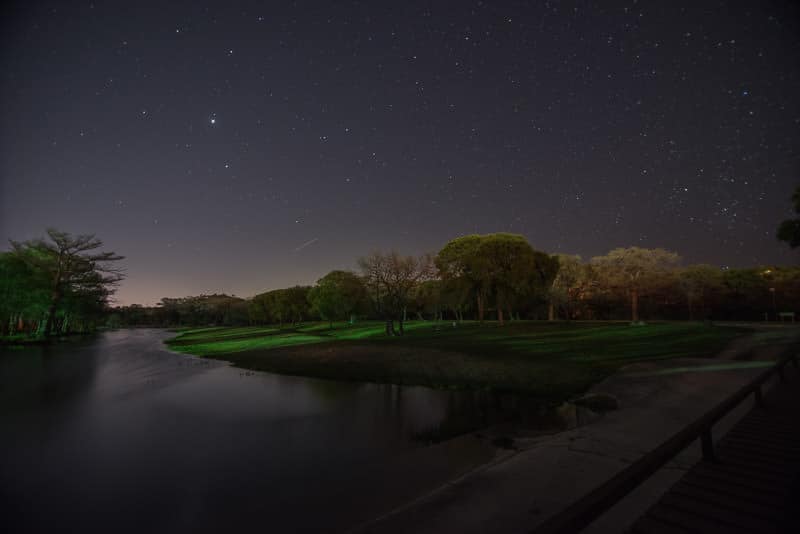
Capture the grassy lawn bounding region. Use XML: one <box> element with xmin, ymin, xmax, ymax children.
<box><xmin>165</xmin><ymin>321</ymin><xmax>748</xmax><ymax>400</ymax></box>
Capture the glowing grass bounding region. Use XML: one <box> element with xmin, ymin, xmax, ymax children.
<box><xmin>165</xmin><ymin>321</ymin><xmax>751</xmax><ymax>398</ymax></box>
<box><xmin>171</xmin><ymin>326</ymin><xmax>281</xmax><ymax>341</ymax></box>
<box><xmin>169</xmin><ymin>333</ymin><xmax>327</xmax><ymax>356</ymax></box>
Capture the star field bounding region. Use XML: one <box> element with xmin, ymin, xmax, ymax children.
<box><xmin>1</xmin><ymin>1</ymin><xmax>798</xmax><ymax>305</ymax></box>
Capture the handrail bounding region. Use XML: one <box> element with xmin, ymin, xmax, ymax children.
<box><xmin>531</xmin><ymin>347</ymin><xmax>799</xmax><ymax>534</ymax></box>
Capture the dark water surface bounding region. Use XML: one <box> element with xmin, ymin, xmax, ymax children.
<box><xmin>0</xmin><ymin>330</ymin><xmax>498</xmax><ymax>533</ymax></box>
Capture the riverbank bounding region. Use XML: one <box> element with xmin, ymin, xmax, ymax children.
<box><xmin>166</xmin><ymin>321</ymin><xmax>746</xmax><ymax>401</ymax></box>
<box><xmin>0</xmin><ymin>331</ymin><xmax>97</xmax><ymax>346</ymax></box>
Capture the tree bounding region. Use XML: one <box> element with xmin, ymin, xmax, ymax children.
<box><xmin>10</xmin><ymin>229</ymin><xmax>124</xmax><ymax>337</ymax></box>
<box><xmin>0</xmin><ymin>252</ymin><xmax>50</xmax><ymax>335</ymax></box>
<box><xmin>777</xmin><ymin>186</ymin><xmax>800</xmax><ymax>248</ymax></box>
<box><xmin>359</xmin><ymin>251</ymin><xmax>434</xmax><ymax>335</ymax></box>
<box><xmin>283</xmin><ymin>285</ymin><xmax>312</xmax><ymax>325</ymax></box>
<box><xmin>471</xmin><ymin>233</ymin><xmax>545</xmax><ymax>325</ymax></box>
<box><xmin>677</xmin><ymin>265</ymin><xmax>724</xmax><ymax>320</ymax></box>
<box><xmin>435</xmin><ymin>235</ymin><xmax>486</xmax><ymax>321</ymax></box>
<box><xmin>548</xmin><ymin>254</ymin><xmax>594</xmax><ymax>320</ymax></box>
<box><xmin>722</xmin><ymin>268</ymin><xmax>770</xmax><ymax>320</ymax></box>
<box><xmin>591</xmin><ymin>247</ymin><xmax>681</xmax><ymax>322</ymax></box>
<box><xmin>308</xmin><ymin>270</ymin><xmax>367</xmax><ymax>328</ymax></box>
<box><xmin>412</xmin><ymin>279</ymin><xmax>444</xmax><ymax>320</ymax></box>
<box><xmin>436</xmin><ymin>233</ymin><xmax>555</xmax><ymax>324</ymax></box>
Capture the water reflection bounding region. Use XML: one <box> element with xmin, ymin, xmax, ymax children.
<box><xmin>1</xmin><ymin>329</ymin><xmax>508</xmax><ymax>533</ymax></box>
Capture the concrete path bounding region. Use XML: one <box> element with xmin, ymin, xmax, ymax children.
<box><xmin>354</xmin><ymin>328</ymin><xmax>799</xmax><ymax>534</ymax></box>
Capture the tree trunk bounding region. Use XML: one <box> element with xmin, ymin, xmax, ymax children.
<box><xmin>497</xmin><ymin>305</ymin><xmax>504</xmax><ymax>326</ymax></box>
<box><xmin>43</xmin><ymin>288</ymin><xmax>61</xmax><ymax>337</ymax></box>
<box><xmin>687</xmin><ymin>294</ymin><xmax>694</xmax><ymax>321</ymax></box>
<box><xmin>631</xmin><ymin>289</ymin><xmax>639</xmax><ymax>322</ymax></box>
<box><xmin>477</xmin><ymin>295</ymin><xmax>484</xmax><ymax>322</ymax></box>
<box><xmin>398</xmin><ymin>317</ymin><xmax>405</xmax><ymax>335</ymax></box>
<box><xmin>548</xmin><ymin>302</ymin><xmax>555</xmax><ymax>321</ymax></box>
<box><xmin>385</xmin><ymin>319</ymin><xmax>394</xmax><ymax>336</ymax></box>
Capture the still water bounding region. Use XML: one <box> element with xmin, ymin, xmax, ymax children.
<box><xmin>1</xmin><ymin>330</ymin><xmax>499</xmax><ymax>533</ymax></box>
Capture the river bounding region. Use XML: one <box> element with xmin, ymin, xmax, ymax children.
<box><xmin>1</xmin><ymin>329</ymin><xmax>500</xmax><ymax>533</ymax></box>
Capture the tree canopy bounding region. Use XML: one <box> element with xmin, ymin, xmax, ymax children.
<box><xmin>4</xmin><ymin>229</ymin><xmax>124</xmax><ymax>336</ymax></box>
<box><xmin>359</xmin><ymin>251</ymin><xmax>434</xmax><ymax>335</ymax></box>
<box><xmin>436</xmin><ymin>233</ymin><xmax>557</xmax><ymax>324</ymax></box>
<box><xmin>591</xmin><ymin>247</ymin><xmax>681</xmax><ymax>322</ymax></box>
<box><xmin>307</xmin><ymin>270</ymin><xmax>367</xmax><ymax>327</ymax></box>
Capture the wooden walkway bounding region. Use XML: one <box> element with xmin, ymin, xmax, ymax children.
<box><xmin>631</xmin><ymin>367</ymin><xmax>800</xmax><ymax>533</ymax></box>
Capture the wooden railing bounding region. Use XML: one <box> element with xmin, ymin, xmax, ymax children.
<box><xmin>532</xmin><ymin>347</ymin><xmax>799</xmax><ymax>534</ymax></box>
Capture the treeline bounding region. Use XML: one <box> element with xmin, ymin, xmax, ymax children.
<box><xmin>1</xmin><ymin>229</ymin><xmax>123</xmax><ymax>338</ymax></box>
<box><xmin>110</xmin><ymin>233</ymin><xmax>800</xmax><ymax>333</ymax></box>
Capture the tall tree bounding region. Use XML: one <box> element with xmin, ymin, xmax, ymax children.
<box><xmin>548</xmin><ymin>254</ymin><xmax>594</xmax><ymax>321</ymax></box>
<box><xmin>472</xmin><ymin>233</ymin><xmax>542</xmax><ymax>325</ymax></box>
<box><xmin>437</xmin><ymin>233</ymin><xmax>554</xmax><ymax>324</ymax></box>
<box><xmin>0</xmin><ymin>252</ymin><xmax>50</xmax><ymax>335</ymax></box>
<box><xmin>359</xmin><ymin>251</ymin><xmax>434</xmax><ymax>335</ymax></box>
<box><xmin>308</xmin><ymin>270</ymin><xmax>367</xmax><ymax>328</ymax></box>
<box><xmin>591</xmin><ymin>247</ymin><xmax>680</xmax><ymax>322</ymax></box>
<box><xmin>10</xmin><ymin>229</ymin><xmax>124</xmax><ymax>336</ymax></box>
<box><xmin>436</xmin><ymin>235</ymin><xmax>486</xmax><ymax>321</ymax></box>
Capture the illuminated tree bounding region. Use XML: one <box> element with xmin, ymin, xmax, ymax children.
<box><xmin>10</xmin><ymin>229</ymin><xmax>124</xmax><ymax>337</ymax></box>
<box><xmin>0</xmin><ymin>252</ymin><xmax>50</xmax><ymax>335</ymax></box>
<box><xmin>591</xmin><ymin>247</ymin><xmax>680</xmax><ymax>322</ymax></box>
<box><xmin>548</xmin><ymin>254</ymin><xmax>594</xmax><ymax>320</ymax></box>
<box><xmin>472</xmin><ymin>233</ymin><xmax>551</xmax><ymax>325</ymax></box>
<box><xmin>437</xmin><ymin>233</ymin><xmax>556</xmax><ymax>324</ymax></box>
<box><xmin>436</xmin><ymin>235</ymin><xmax>486</xmax><ymax>321</ymax></box>
<box><xmin>308</xmin><ymin>270</ymin><xmax>367</xmax><ymax>328</ymax></box>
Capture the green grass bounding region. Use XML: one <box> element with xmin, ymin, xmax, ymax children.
<box><xmin>165</xmin><ymin>320</ymin><xmax>750</xmax><ymax>401</ymax></box>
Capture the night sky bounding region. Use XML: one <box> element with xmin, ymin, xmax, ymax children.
<box><xmin>2</xmin><ymin>1</ymin><xmax>799</xmax><ymax>305</ymax></box>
